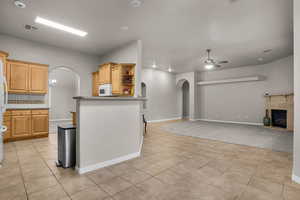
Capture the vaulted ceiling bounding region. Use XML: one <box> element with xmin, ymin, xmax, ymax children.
<box><xmin>0</xmin><ymin>0</ymin><xmax>293</xmax><ymax>73</ymax></box>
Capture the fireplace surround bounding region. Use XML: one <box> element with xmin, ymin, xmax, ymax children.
<box><xmin>265</xmin><ymin>94</ymin><xmax>293</xmax><ymax>131</ymax></box>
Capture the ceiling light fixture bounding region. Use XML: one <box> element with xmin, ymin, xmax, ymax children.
<box><xmin>152</xmin><ymin>63</ymin><xmax>157</xmax><ymax>68</ymax></box>
<box><xmin>168</xmin><ymin>67</ymin><xmax>172</xmax><ymax>72</ymax></box>
<box><xmin>35</xmin><ymin>16</ymin><xmax>88</xmax><ymax>37</ymax></box>
<box><xmin>130</xmin><ymin>0</ymin><xmax>142</xmax><ymax>8</ymax></box>
<box><xmin>205</xmin><ymin>64</ymin><xmax>214</xmax><ymax>70</ymax></box>
<box><xmin>14</xmin><ymin>0</ymin><xmax>26</xmax><ymax>8</ymax></box>
<box><xmin>258</xmin><ymin>57</ymin><xmax>264</xmax><ymax>61</ymax></box>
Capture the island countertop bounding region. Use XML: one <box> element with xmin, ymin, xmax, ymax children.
<box><xmin>73</xmin><ymin>96</ymin><xmax>146</xmax><ymax>101</ymax></box>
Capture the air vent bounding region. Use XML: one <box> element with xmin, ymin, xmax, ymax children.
<box><xmin>25</xmin><ymin>24</ymin><xmax>38</xmax><ymax>31</ymax></box>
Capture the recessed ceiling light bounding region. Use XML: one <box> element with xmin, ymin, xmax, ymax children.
<box><xmin>205</xmin><ymin>64</ymin><xmax>214</xmax><ymax>70</ymax></box>
<box><xmin>258</xmin><ymin>57</ymin><xmax>264</xmax><ymax>61</ymax></box>
<box><xmin>152</xmin><ymin>63</ymin><xmax>157</xmax><ymax>68</ymax></box>
<box><xmin>130</xmin><ymin>0</ymin><xmax>142</xmax><ymax>8</ymax></box>
<box><xmin>120</xmin><ymin>26</ymin><xmax>129</xmax><ymax>31</ymax></box>
<box><xmin>14</xmin><ymin>0</ymin><xmax>26</xmax><ymax>8</ymax></box>
<box><xmin>168</xmin><ymin>67</ymin><xmax>172</xmax><ymax>72</ymax></box>
<box><xmin>35</xmin><ymin>16</ymin><xmax>88</xmax><ymax>37</ymax></box>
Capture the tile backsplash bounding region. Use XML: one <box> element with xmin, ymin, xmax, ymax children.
<box><xmin>8</xmin><ymin>94</ymin><xmax>46</xmax><ymax>104</ymax></box>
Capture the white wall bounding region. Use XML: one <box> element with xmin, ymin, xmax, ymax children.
<box><xmin>0</xmin><ymin>34</ymin><xmax>100</xmax><ymax>96</ymax></box>
<box><xmin>0</xmin><ymin>34</ymin><xmax>100</xmax><ymax>121</ymax></box>
<box><xmin>197</xmin><ymin>56</ymin><xmax>293</xmax><ymax>124</ymax></box>
<box><xmin>293</xmin><ymin>0</ymin><xmax>300</xmax><ymax>183</ymax></box>
<box><xmin>141</xmin><ymin>69</ymin><xmax>180</xmax><ymax>121</ymax></box>
<box><xmin>49</xmin><ymin>69</ymin><xmax>77</xmax><ymax>119</ymax></box>
<box><xmin>98</xmin><ymin>41</ymin><xmax>142</xmax><ymax>97</ymax></box>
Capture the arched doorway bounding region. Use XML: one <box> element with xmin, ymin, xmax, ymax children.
<box><xmin>48</xmin><ymin>66</ymin><xmax>80</xmax><ymax>132</ymax></box>
<box><xmin>141</xmin><ymin>82</ymin><xmax>147</xmax><ymax>109</ymax></box>
<box><xmin>176</xmin><ymin>79</ymin><xmax>190</xmax><ymax>120</ymax></box>
<box><xmin>182</xmin><ymin>81</ymin><xmax>190</xmax><ymax>119</ymax></box>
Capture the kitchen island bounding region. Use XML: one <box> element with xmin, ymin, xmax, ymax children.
<box><xmin>73</xmin><ymin>96</ymin><xmax>146</xmax><ymax>174</ymax></box>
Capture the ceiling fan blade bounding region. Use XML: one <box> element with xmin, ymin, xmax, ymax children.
<box><xmin>218</xmin><ymin>60</ymin><xmax>229</xmax><ymax>64</ymax></box>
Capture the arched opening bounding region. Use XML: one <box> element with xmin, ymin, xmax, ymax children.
<box><xmin>141</xmin><ymin>82</ymin><xmax>147</xmax><ymax>109</ymax></box>
<box><xmin>48</xmin><ymin>66</ymin><xmax>80</xmax><ymax>132</ymax></box>
<box><xmin>182</xmin><ymin>81</ymin><xmax>190</xmax><ymax>119</ymax></box>
<box><xmin>176</xmin><ymin>79</ymin><xmax>190</xmax><ymax>120</ymax></box>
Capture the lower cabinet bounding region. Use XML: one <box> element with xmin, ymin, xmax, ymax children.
<box><xmin>3</xmin><ymin>109</ymin><xmax>49</xmax><ymax>142</ymax></box>
<box><xmin>31</xmin><ymin>114</ymin><xmax>49</xmax><ymax>136</ymax></box>
<box><xmin>11</xmin><ymin>115</ymin><xmax>31</xmax><ymax>138</ymax></box>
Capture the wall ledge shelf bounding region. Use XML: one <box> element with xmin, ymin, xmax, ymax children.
<box><xmin>197</xmin><ymin>76</ymin><xmax>265</xmax><ymax>86</ymax></box>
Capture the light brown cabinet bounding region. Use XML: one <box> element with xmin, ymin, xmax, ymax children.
<box><xmin>93</xmin><ymin>63</ymin><xmax>135</xmax><ymax>96</ymax></box>
<box><xmin>7</xmin><ymin>60</ymin><xmax>29</xmax><ymax>93</ymax></box>
<box><xmin>11</xmin><ymin>115</ymin><xmax>31</xmax><ymax>138</ymax></box>
<box><xmin>92</xmin><ymin>72</ymin><xmax>99</xmax><ymax>96</ymax></box>
<box><xmin>111</xmin><ymin>64</ymin><xmax>122</xmax><ymax>94</ymax></box>
<box><xmin>98</xmin><ymin>63</ymin><xmax>114</xmax><ymax>84</ymax></box>
<box><xmin>4</xmin><ymin>109</ymin><xmax>49</xmax><ymax>142</ymax></box>
<box><xmin>29</xmin><ymin>64</ymin><xmax>48</xmax><ymax>94</ymax></box>
<box><xmin>0</xmin><ymin>51</ymin><xmax>8</xmax><ymax>80</ymax></box>
<box><xmin>6</xmin><ymin>60</ymin><xmax>48</xmax><ymax>94</ymax></box>
<box><xmin>31</xmin><ymin>114</ymin><xmax>49</xmax><ymax>136</ymax></box>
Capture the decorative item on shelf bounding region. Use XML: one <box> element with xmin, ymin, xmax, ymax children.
<box><xmin>263</xmin><ymin>109</ymin><xmax>271</xmax><ymax>126</ymax></box>
<box><xmin>123</xmin><ymin>88</ymin><xmax>130</xmax><ymax>95</ymax></box>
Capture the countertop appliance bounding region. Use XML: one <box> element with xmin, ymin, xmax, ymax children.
<box><xmin>0</xmin><ymin>60</ymin><xmax>8</xmax><ymax>166</ymax></box>
<box><xmin>99</xmin><ymin>84</ymin><xmax>112</xmax><ymax>96</ymax></box>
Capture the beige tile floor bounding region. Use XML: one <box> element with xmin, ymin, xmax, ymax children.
<box><xmin>1</xmin><ymin>121</ymin><xmax>300</xmax><ymax>200</ymax></box>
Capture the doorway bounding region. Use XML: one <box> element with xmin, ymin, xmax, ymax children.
<box><xmin>48</xmin><ymin>66</ymin><xmax>80</xmax><ymax>132</ymax></box>
<box><xmin>141</xmin><ymin>82</ymin><xmax>147</xmax><ymax>109</ymax></box>
<box><xmin>182</xmin><ymin>81</ymin><xmax>190</xmax><ymax>119</ymax></box>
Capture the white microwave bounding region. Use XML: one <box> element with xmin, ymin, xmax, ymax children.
<box><xmin>98</xmin><ymin>84</ymin><xmax>112</xmax><ymax>96</ymax></box>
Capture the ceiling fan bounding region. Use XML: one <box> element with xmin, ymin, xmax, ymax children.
<box><xmin>204</xmin><ymin>49</ymin><xmax>229</xmax><ymax>69</ymax></box>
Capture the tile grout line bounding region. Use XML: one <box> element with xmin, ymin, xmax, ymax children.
<box><xmin>31</xmin><ymin>138</ymin><xmax>73</xmax><ymax>199</ymax></box>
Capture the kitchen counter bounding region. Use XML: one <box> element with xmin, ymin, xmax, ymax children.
<box><xmin>74</xmin><ymin>96</ymin><xmax>145</xmax><ymax>174</ymax></box>
<box><xmin>73</xmin><ymin>96</ymin><xmax>146</xmax><ymax>101</ymax></box>
<box><xmin>6</xmin><ymin>104</ymin><xmax>49</xmax><ymax>110</ymax></box>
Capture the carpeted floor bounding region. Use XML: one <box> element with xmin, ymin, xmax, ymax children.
<box><xmin>160</xmin><ymin>120</ymin><xmax>293</xmax><ymax>153</ymax></box>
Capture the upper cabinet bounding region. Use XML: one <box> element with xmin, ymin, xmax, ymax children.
<box><xmin>98</xmin><ymin>63</ymin><xmax>115</xmax><ymax>84</ymax></box>
<box><xmin>0</xmin><ymin>51</ymin><xmax>8</xmax><ymax>78</ymax></box>
<box><xmin>92</xmin><ymin>72</ymin><xmax>99</xmax><ymax>96</ymax></box>
<box><xmin>93</xmin><ymin>63</ymin><xmax>135</xmax><ymax>96</ymax></box>
<box><xmin>7</xmin><ymin>60</ymin><xmax>29</xmax><ymax>93</ymax></box>
<box><xmin>6</xmin><ymin>60</ymin><xmax>48</xmax><ymax>94</ymax></box>
<box><xmin>29</xmin><ymin>64</ymin><xmax>48</xmax><ymax>94</ymax></box>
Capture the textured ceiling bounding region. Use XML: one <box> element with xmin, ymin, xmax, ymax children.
<box><xmin>0</xmin><ymin>0</ymin><xmax>293</xmax><ymax>73</ymax></box>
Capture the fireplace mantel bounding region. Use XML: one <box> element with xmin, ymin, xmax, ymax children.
<box><xmin>265</xmin><ymin>94</ymin><xmax>294</xmax><ymax>131</ymax></box>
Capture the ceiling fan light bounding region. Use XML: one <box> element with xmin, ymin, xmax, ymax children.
<box><xmin>205</xmin><ymin>64</ymin><xmax>214</xmax><ymax>70</ymax></box>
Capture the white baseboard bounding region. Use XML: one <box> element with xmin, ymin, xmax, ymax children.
<box><xmin>148</xmin><ymin>117</ymin><xmax>182</xmax><ymax>123</ymax></box>
<box><xmin>76</xmin><ymin>151</ymin><xmax>141</xmax><ymax>174</ymax></box>
<box><xmin>292</xmin><ymin>174</ymin><xmax>300</xmax><ymax>184</ymax></box>
<box><xmin>194</xmin><ymin>118</ymin><xmax>263</xmax><ymax>126</ymax></box>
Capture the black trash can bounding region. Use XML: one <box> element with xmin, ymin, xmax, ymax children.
<box><xmin>56</xmin><ymin>124</ymin><xmax>76</xmax><ymax>168</ymax></box>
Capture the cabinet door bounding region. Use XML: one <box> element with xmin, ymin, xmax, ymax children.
<box><xmin>31</xmin><ymin>115</ymin><xmax>49</xmax><ymax>136</ymax></box>
<box><xmin>29</xmin><ymin>64</ymin><xmax>48</xmax><ymax>94</ymax></box>
<box><xmin>11</xmin><ymin>115</ymin><xmax>31</xmax><ymax>138</ymax></box>
<box><xmin>7</xmin><ymin>61</ymin><xmax>29</xmax><ymax>93</ymax></box>
<box><xmin>104</xmin><ymin>64</ymin><xmax>112</xmax><ymax>83</ymax></box>
<box><xmin>112</xmin><ymin>65</ymin><xmax>122</xmax><ymax>94</ymax></box>
<box><xmin>92</xmin><ymin>72</ymin><xmax>99</xmax><ymax>96</ymax></box>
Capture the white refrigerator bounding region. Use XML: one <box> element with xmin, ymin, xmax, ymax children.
<box><xmin>0</xmin><ymin>59</ymin><xmax>8</xmax><ymax>165</ymax></box>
